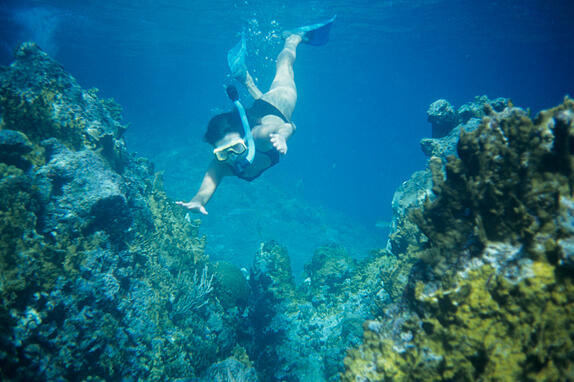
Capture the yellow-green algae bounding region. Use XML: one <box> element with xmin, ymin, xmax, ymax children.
<box><xmin>342</xmin><ymin>99</ymin><xmax>574</xmax><ymax>381</ymax></box>
<box><xmin>344</xmin><ymin>260</ymin><xmax>574</xmax><ymax>381</ymax></box>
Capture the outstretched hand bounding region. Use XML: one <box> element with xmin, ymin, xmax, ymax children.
<box><xmin>176</xmin><ymin>200</ymin><xmax>208</xmax><ymax>215</ymax></box>
<box><xmin>270</xmin><ymin>133</ymin><xmax>288</xmax><ymax>154</ymax></box>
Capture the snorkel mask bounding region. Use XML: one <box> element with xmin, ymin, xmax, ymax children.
<box><xmin>215</xmin><ymin>85</ymin><xmax>255</xmax><ymax>174</ymax></box>
<box><xmin>213</xmin><ymin>137</ymin><xmax>247</xmax><ymax>161</ymax></box>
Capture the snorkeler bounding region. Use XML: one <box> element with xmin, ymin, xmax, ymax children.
<box><xmin>177</xmin><ymin>17</ymin><xmax>335</xmax><ymax>215</ymax></box>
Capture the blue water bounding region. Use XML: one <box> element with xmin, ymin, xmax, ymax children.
<box><xmin>2</xmin><ymin>0</ymin><xmax>573</xmax><ymax>272</ymax></box>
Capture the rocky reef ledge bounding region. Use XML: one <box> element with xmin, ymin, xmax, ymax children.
<box><xmin>0</xmin><ymin>42</ymin><xmax>254</xmax><ymax>380</ymax></box>
<box><xmin>343</xmin><ymin>96</ymin><xmax>574</xmax><ymax>381</ymax></box>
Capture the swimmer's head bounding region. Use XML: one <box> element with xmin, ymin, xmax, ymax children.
<box><xmin>204</xmin><ymin>111</ymin><xmax>243</xmax><ymax>146</ymax></box>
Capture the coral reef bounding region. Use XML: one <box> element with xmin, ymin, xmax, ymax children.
<box><xmin>198</xmin><ymin>356</ymin><xmax>258</xmax><ymax>382</ymax></box>
<box><xmin>342</xmin><ymin>98</ymin><xmax>574</xmax><ymax>381</ymax></box>
<box><xmin>5</xmin><ymin>41</ymin><xmax>573</xmax><ymax>382</ymax></box>
<box><xmin>243</xmin><ymin>241</ymin><xmax>386</xmax><ymax>382</ymax></box>
<box><xmin>304</xmin><ymin>243</ymin><xmax>356</xmax><ymax>295</ymax></box>
<box><xmin>0</xmin><ymin>43</ymin><xmax>245</xmax><ymax>380</ymax></box>
<box><xmin>426</xmin><ymin>96</ymin><xmax>508</xmax><ymax>139</ymax></box>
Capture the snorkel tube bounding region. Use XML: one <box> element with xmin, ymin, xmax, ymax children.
<box><xmin>226</xmin><ymin>85</ymin><xmax>255</xmax><ymax>172</ymax></box>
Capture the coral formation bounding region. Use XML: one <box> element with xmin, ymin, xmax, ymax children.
<box><xmin>426</xmin><ymin>96</ymin><xmax>508</xmax><ymax>139</ymax></box>
<box><xmin>416</xmin><ymin>99</ymin><xmax>574</xmax><ymax>269</ymax></box>
<box><xmin>342</xmin><ymin>98</ymin><xmax>574</xmax><ymax>381</ymax></box>
<box><xmin>243</xmin><ymin>242</ymin><xmax>387</xmax><ymax>382</ymax></box>
<box><xmin>304</xmin><ymin>243</ymin><xmax>356</xmax><ymax>295</ymax></box>
<box><xmin>427</xmin><ymin>99</ymin><xmax>458</xmax><ymax>138</ymax></box>
<box><xmin>0</xmin><ymin>43</ymin><xmax>244</xmax><ymax>380</ymax></box>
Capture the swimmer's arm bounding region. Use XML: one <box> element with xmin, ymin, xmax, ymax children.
<box><xmin>253</xmin><ymin>120</ymin><xmax>295</xmax><ymax>154</ymax></box>
<box><xmin>176</xmin><ymin>159</ymin><xmax>230</xmax><ymax>214</ymax></box>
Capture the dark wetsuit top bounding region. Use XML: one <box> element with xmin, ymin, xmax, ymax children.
<box><xmin>232</xmin><ymin>99</ymin><xmax>290</xmax><ymax>182</ymax></box>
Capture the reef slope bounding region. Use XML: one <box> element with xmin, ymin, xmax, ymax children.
<box><xmin>0</xmin><ymin>43</ymin><xmax>252</xmax><ymax>380</ymax></box>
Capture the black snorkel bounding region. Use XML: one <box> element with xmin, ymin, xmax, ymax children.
<box><xmin>226</xmin><ymin>85</ymin><xmax>255</xmax><ymax>173</ymax></box>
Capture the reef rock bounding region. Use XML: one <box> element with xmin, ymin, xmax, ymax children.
<box><xmin>427</xmin><ymin>99</ymin><xmax>458</xmax><ymax>138</ymax></box>
<box><xmin>426</xmin><ymin>95</ymin><xmax>509</xmax><ymax>139</ymax></box>
<box><xmin>0</xmin><ymin>43</ymin><xmax>244</xmax><ymax>380</ymax></box>
<box><xmin>343</xmin><ymin>98</ymin><xmax>574</xmax><ymax>381</ymax></box>
<box><xmin>457</xmin><ymin>94</ymin><xmax>508</xmax><ymax>124</ymax></box>
<box><xmin>421</xmin><ymin>96</ymin><xmax>509</xmax><ymax>159</ymax></box>
<box><xmin>420</xmin><ymin>117</ymin><xmax>481</xmax><ymax>158</ymax></box>
<box><xmin>0</xmin><ymin>129</ymin><xmax>34</xmax><ymax>169</ymax></box>
<box><xmin>304</xmin><ymin>243</ymin><xmax>356</xmax><ymax>296</ymax></box>
<box><xmin>244</xmin><ymin>241</ymin><xmax>383</xmax><ymax>382</ymax></box>
<box><xmin>246</xmin><ymin>241</ymin><xmax>296</xmax><ymax>381</ymax></box>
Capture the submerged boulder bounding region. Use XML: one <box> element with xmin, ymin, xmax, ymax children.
<box><xmin>37</xmin><ymin>139</ymin><xmax>132</xmax><ymax>242</ymax></box>
<box><xmin>427</xmin><ymin>99</ymin><xmax>457</xmax><ymax>138</ymax></box>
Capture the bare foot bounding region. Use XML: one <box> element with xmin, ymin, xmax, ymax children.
<box><xmin>270</xmin><ymin>133</ymin><xmax>288</xmax><ymax>154</ymax></box>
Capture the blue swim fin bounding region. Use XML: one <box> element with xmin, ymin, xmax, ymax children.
<box><xmin>287</xmin><ymin>16</ymin><xmax>336</xmax><ymax>46</ymax></box>
<box><xmin>227</xmin><ymin>33</ymin><xmax>247</xmax><ymax>80</ymax></box>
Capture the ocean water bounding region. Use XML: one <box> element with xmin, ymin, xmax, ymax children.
<box><xmin>1</xmin><ymin>0</ymin><xmax>573</xmax><ymax>274</ymax></box>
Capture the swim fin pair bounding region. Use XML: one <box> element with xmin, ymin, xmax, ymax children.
<box><xmin>227</xmin><ymin>16</ymin><xmax>335</xmax><ymax>78</ymax></box>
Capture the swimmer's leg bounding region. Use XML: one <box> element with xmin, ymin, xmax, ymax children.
<box><xmin>228</xmin><ymin>34</ymin><xmax>263</xmax><ymax>100</ymax></box>
<box><xmin>243</xmin><ymin>71</ymin><xmax>263</xmax><ymax>100</ymax></box>
<box><xmin>261</xmin><ymin>34</ymin><xmax>302</xmax><ymax>121</ymax></box>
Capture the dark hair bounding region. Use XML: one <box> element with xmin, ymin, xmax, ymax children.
<box><xmin>204</xmin><ymin>110</ymin><xmax>243</xmax><ymax>146</ymax></box>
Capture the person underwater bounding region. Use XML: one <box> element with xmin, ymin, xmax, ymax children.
<box><xmin>177</xmin><ymin>17</ymin><xmax>335</xmax><ymax>215</ymax></box>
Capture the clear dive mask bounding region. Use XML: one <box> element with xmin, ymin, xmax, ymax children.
<box><xmin>213</xmin><ymin>138</ymin><xmax>247</xmax><ymax>162</ymax></box>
